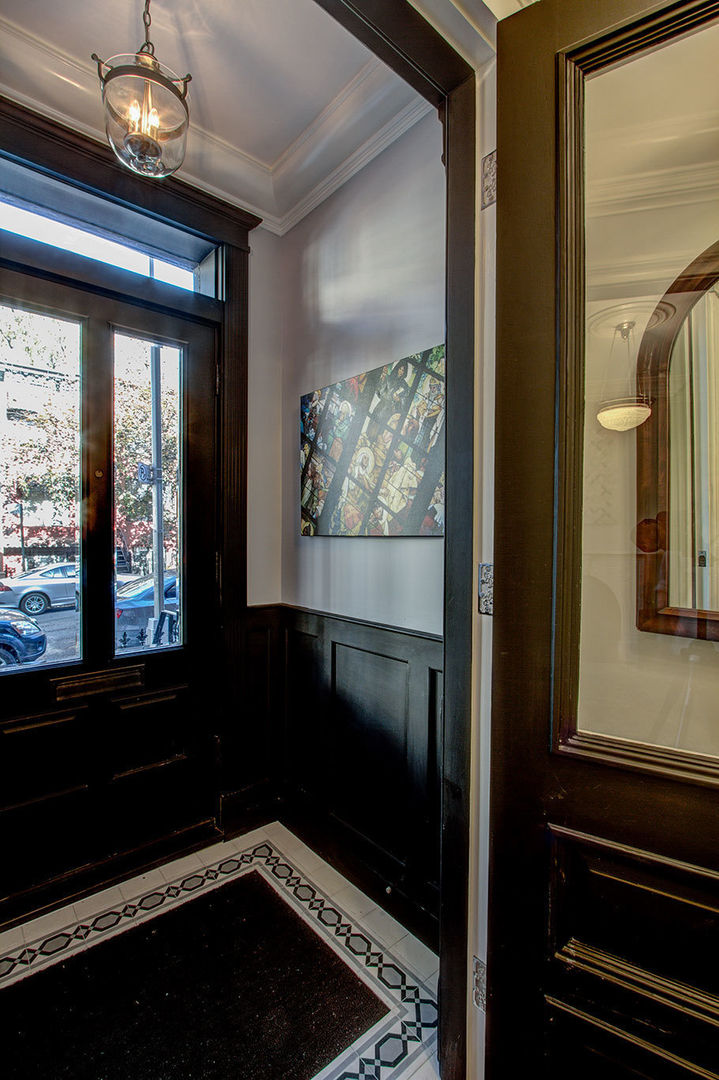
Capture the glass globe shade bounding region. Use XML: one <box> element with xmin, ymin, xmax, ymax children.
<box><xmin>596</xmin><ymin>398</ymin><xmax>652</xmax><ymax>431</ymax></box>
<box><xmin>100</xmin><ymin>53</ymin><xmax>189</xmax><ymax>178</ymax></box>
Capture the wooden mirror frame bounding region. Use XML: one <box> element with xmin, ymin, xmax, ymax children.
<box><xmin>636</xmin><ymin>239</ymin><xmax>719</xmax><ymax>639</ymax></box>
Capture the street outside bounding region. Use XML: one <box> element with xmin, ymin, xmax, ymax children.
<box><xmin>16</xmin><ymin>599</ymin><xmax>172</xmax><ymax>667</ymax></box>
<box><xmin>32</xmin><ymin>606</ymin><xmax>80</xmax><ymax>666</ymax></box>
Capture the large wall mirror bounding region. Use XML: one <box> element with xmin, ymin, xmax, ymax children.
<box><xmin>637</xmin><ymin>242</ymin><xmax>719</xmax><ymax>639</ymax></box>
<box><xmin>557</xmin><ymin>6</ymin><xmax>719</xmax><ymax>768</ymax></box>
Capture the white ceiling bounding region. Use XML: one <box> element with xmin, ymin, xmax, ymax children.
<box><xmin>585</xmin><ymin>18</ymin><xmax>719</xmax><ymax>303</ymax></box>
<box><xmin>0</xmin><ymin>0</ymin><xmax>541</xmax><ymax>234</ymax></box>
<box><xmin>0</xmin><ymin>0</ymin><xmax>441</xmax><ymax>234</ymax></box>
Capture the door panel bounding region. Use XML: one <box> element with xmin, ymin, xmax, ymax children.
<box><xmin>491</xmin><ymin>1</ymin><xmax>719</xmax><ymax>1076</ymax></box>
<box><xmin>0</xmin><ymin>266</ymin><xmax>219</xmax><ymax>912</ymax></box>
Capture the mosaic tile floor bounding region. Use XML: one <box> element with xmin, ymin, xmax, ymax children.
<box><xmin>0</xmin><ymin>822</ymin><xmax>440</xmax><ymax>1080</ymax></box>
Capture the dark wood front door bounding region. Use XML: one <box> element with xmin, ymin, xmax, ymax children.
<box><xmin>490</xmin><ymin>1</ymin><xmax>719</xmax><ymax>1076</ymax></box>
<box><xmin>0</xmin><ymin>264</ymin><xmax>219</xmax><ymax>917</ymax></box>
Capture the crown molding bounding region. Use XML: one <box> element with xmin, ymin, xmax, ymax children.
<box><xmin>587</xmin><ymin>249</ymin><xmax>699</xmax><ymax>302</ymax></box>
<box><xmin>278</xmin><ymin>97</ymin><xmax>434</xmax><ymax>235</ymax></box>
<box><xmin>273</xmin><ymin>60</ymin><xmax>383</xmax><ymax>176</ymax></box>
<box><xmin>0</xmin><ymin>14</ymin><xmax>430</xmax><ymax>238</ymax></box>
<box><xmin>272</xmin><ymin>59</ymin><xmax>429</xmax><ymax>217</ymax></box>
<box><xmin>587</xmin><ymin>160</ymin><xmax>719</xmax><ymax>219</ymax></box>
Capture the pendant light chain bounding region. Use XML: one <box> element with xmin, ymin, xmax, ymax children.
<box><xmin>139</xmin><ymin>0</ymin><xmax>155</xmax><ymax>57</ymax></box>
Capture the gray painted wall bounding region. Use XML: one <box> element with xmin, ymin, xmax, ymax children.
<box><xmin>248</xmin><ymin>110</ymin><xmax>446</xmax><ymax>634</ymax></box>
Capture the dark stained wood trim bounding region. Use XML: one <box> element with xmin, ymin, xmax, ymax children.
<box><xmin>554</xmin><ymin>50</ymin><xmax>586</xmax><ymax>754</ymax></box>
<box><xmin>439</xmin><ymin>71</ymin><xmax>477</xmax><ymax>1080</ymax></box>
<box><xmin>269</xmin><ymin>602</ymin><xmax>443</xmax><ymax>642</ymax></box>
<box><xmin>567</xmin><ymin>0</ymin><xmax>719</xmax><ymax>73</ymax></box>
<box><xmin>311</xmin><ymin>0</ymin><xmax>473</xmax><ymax>107</ymax></box>
<box><xmin>636</xmin><ymin>240</ymin><xmax>719</xmax><ymax>640</ymax></box>
<box><xmin>0</xmin><ymin>231</ymin><xmax>224</xmax><ymax>326</ymax></box>
<box><xmin>555</xmin><ymin>939</ymin><xmax>719</xmax><ymax>1026</ymax></box>
<box><xmin>0</xmin><ymin>95</ymin><xmax>261</xmax><ymax>247</ymax></box>
<box><xmin>558</xmin><ymin>732</ymin><xmax>719</xmax><ymax>788</ymax></box>
<box><xmin>52</xmin><ymin>665</ymin><xmax>144</xmax><ymax>702</ymax></box>
<box><xmin>0</xmin><ymin>819</ymin><xmax>221</xmax><ymax>932</ymax></box>
<box><xmin>545</xmin><ymin>997</ymin><xmax>719</xmax><ymax>1080</ymax></box>
<box><xmin>219</xmin><ymin>244</ymin><xmax>250</xmax><ymax>745</ymax></box>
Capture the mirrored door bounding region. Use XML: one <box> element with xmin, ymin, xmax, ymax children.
<box><xmin>491</xmin><ymin>2</ymin><xmax>719</xmax><ymax>1077</ymax></box>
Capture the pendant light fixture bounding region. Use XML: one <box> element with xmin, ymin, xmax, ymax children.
<box><xmin>596</xmin><ymin>320</ymin><xmax>652</xmax><ymax>431</ymax></box>
<box><xmin>92</xmin><ymin>0</ymin><xmax>191</xmax><ymax>179</ymax></box>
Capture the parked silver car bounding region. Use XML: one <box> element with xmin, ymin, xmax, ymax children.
<box><xmin>0</xmin><ymin>562</ymin><xmax>77</xmax><ymax>615</ymax></box>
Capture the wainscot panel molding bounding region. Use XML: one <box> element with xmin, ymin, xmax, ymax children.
<box><xmin>238</xmin><ymin>604</ymin><xmax>444</xmax><ymax>949</ymax></box>
<box><xmin>0</xmin><ymin>673</ymin><xmax>221</xmax><ymax>929</ymax></box>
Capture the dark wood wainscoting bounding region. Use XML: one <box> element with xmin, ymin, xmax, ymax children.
<box><xmin>2</xmin><ymin>605</ymin><xmax>442</xmax><ymax>946</ymax></box>
<box><xmin>229</xmin><ymin>605</ymin><xmax>444</xmax><ymax>949</ymax></box>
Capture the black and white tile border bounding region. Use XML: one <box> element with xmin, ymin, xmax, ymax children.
<box><xmin>0</xmin><ymin>840</ymin><xmax>437</xmax><ymax>1080</ymax></box>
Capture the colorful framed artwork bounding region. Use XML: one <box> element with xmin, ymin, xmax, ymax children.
<box><xmin>300</xmin><ymin>344</ymin><xmax>445</xmax><ymax>536</ymax></box>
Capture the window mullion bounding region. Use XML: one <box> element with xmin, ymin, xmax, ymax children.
<box><xmin>81</xmin><ymin>316</ymin><xmax>115</xmax><ymax>668</ymax></box>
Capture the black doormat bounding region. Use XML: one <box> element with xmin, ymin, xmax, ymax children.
<box><xmin>2</xmin><ymin>870</ymin><xmax>389</xmax><ymax>1080</ymax></box>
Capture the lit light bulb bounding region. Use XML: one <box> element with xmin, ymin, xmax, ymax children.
<box><xmin>148</xmin><ymin>107</ymin><xmax>160</xmax><ymax>134</ymax></box>
<box><xmin>129</xmin><ymin>100</ymin><xmax>141</xmax><ymax>130</ymax></box>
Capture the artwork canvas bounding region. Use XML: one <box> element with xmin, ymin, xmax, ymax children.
<box><xmin>300</xmin><ymin>345</ymin><xmax>445</xmax><ymax>536</ymax></box>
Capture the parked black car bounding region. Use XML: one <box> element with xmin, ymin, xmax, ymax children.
<box><xmin>0</xmin><ymin>609</ymin><xmax>47</xmax><ymax>668</ymax></box>
<box><xmin>115</xmin><ymin>574</ymin><xmax>179</xmax><ymax>650</ymax></box>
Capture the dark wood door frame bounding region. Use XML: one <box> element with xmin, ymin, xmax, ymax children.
<box><xmin>312</xmin><ymin>4</ymin><xmax>477</xmax><ymax>1075</ymax></box>
<box><xmin>0</xmin><ymin>94</ymin><xmax>261</xmax><ymax>913</ymax></box>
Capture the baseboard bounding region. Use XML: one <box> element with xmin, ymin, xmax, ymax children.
<box><xmin>0</xmin><ymin>817</ymin><xmax>221</xmax><ymax>932</ymax></box>
<box><xmin>281</xmin><ymin>790</ymin><xmax>439</xmax><ymax>952</ymax></box>
<box><xmin>219</xmin><ymin>778</ymin><xmax>284</xmax><ymax>836</ymax></box>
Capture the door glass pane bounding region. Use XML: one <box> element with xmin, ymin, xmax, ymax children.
<box><xmin>113</xmin><ymin>333</ymin><xmax>182</xmax><ymax>655</ymax></box>
<box><xmin>0</xmin><ymin>303</ymin><xmax>81</xmax><ymax>671</ymax></box>
<box><xmin>579</xmin><ymin>20</ymin><xmax>719</xmax><ymax>757</ymax></box>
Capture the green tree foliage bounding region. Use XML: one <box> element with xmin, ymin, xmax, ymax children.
<box><xmin>1</xmin><ymin>306</ymin><xmax>179</xmax><ymax>570</ymax></box>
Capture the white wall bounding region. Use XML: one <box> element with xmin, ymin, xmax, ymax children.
<box><xmin>276</xmin><ymin>111</ymin><xmax>447</xmax><ymax>634</ymax></box>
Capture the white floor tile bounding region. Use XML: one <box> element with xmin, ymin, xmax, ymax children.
<box><xmin>21</xmin><ymin>904</ymin><xmax>76</xmax><ymax>944</ymax></box>
<box><xmin>261</xmin><ymin>820</ymin><xmax>298</xmax><ymax>846</ymax></box>
<box><xmin>289</xmin><ymin>845</ymin><xmax>326</xmax><ymax>875</ymax></box>
<box><xmin>391</xmin><ymin>933</ymin><xmax>439</xmax><ymax>981</ymax></box>
<box><xmin>309</xmin><ymin>860</ymin><xmax>352</xmax><ymax>897</ymax></box>
<box><xmin>361</xmin><ymin>905</ymin><xmax>410</xmax><ymax>949</ymax></box>
<box><xmin>190</xmin><ymin>839</ymin><xmax>233</xmax><ymax>867</ymax></box>
<box><xmin>0</xmin><ymin>925</ymin><xmax>25</xmax><ymax>954</ymax></box>
<box><xmin>118</xmin><ymin>868</ymin><xmax>166</xmax><ymax>901</ymax></box>
<box><xmin>72</xmin><ymin>886</ymin><xmax>126</xmax><ymax>922</ymax></box>
<box><xmin>333</xmin><ymin>882</ymin><xmax>378</xmax><ymax>920</ymax></box>
<box><xmin>405</xmin><ymin>1054</ymin><xmax>441</xmax><ymax>1080</ymax></box>
<box><xmin>158</xmin><ymin>852</ymin><xmax>204</xmax><ymax>883</ymax></box>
